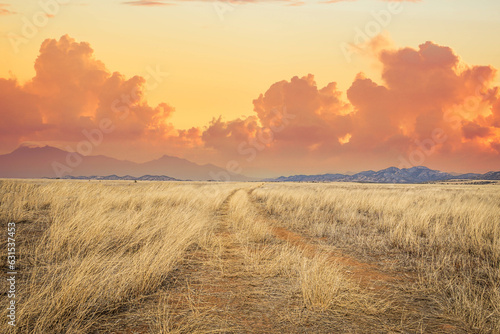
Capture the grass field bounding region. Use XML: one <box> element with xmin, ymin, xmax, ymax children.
<box><xmin>1</xmin><ymin>179</ymin><xmax>499</xmax><ymax>333</ymax></box>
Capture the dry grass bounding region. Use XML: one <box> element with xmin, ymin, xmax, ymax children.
<box><xmin>0</xmin><ymin>180</ymin><xmax>239</xmax><ymax>333</ymax></box>
<box><xmin>252</xmin><ymin>182</ymin><xmax>500</xmax><ymax>332</ymax></box>
<box><xmin>298</xmin><ymin>254</ymin><xmax>353</xmax><ymax>312</ymax></box>
<box><xmin>0</xmin><ymin>179</ymin><xmax>498</xmax><ymax>333</ymax></box>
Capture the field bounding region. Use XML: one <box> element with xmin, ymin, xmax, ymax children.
<box><xmin>1</xmin><ymin>180</ymin><xmax>499</xmax><ymax>333</ymax></box>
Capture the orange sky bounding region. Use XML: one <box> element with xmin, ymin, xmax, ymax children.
<box><xmin>1</xmin><ymin>0</ymin><xmax>500</xmax><ymax>176</ymax></box>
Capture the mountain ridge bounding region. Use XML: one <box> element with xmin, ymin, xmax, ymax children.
<box><xmin>0</xmin><ymin>146</ymin><xmax>253</xmax><ymax>181</ymax></box>
<box><xmin>266</xmin><ymin>166</ymin><xmax>499</xmax><ymax>183</ymax></box>
<box><xmin>1</xmin><ymin>146</ymin><xmax>498</xmax><ymax>183</ymax></box>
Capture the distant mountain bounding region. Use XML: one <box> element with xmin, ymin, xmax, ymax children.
<box><xmin>0</xmin><ymin>145</ymin><xmax>252</xmax><ymax>181</ymax></box>
<box><xmin>61</xmin><ymin>175</ymin><xmax>179</xmax><ymax>181</ymax></box>
<box><xmin>270</xmin><ymin>173</ymin><xmax>346</xmax><ymax>183</ymax></box>
<box><xmin>139</xmin><ymin>155</ymin><xmax>237</xmax><ymax>181</ymax></box>
<box><xmin>2</xmin><ymin>146</ymin><xmax>498</xmax><ymax>183</ymax></box>
<box><xmin>481</xmin><ymin>171</ymin><xmax>500</xmax><ymax>180</ymax></box>
<box><xmin>266</xmin><ymin>166</ymin><xmax>500</xmax><ymax>184</ymax></box>
<box><xmin>350</xmin><ymin>166</ymin><xmax>454</xmax><ymax>183</ymax></box>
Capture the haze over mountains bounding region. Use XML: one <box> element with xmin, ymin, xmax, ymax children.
<box><xmin>0</xmin><ymin>146</ymin><xmax>498</xmax><ymax>183</ymax></box>
<box><xmin>0</xmin><ymin>146</ymin><xmax>252</xmax><ymax>181</ymax></box>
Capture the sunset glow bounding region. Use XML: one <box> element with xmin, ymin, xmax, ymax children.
<box><xmin>1</xmin><ymin>0</ymin><xmax>500</xmax><ymax>176</ymax></box>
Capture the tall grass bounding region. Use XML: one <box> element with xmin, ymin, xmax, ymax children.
<box><xmin>0</xmin><ymin>180</ymin><xmax>238</xmax><ymax>333</ymax></box>
<box><xmin>1</xmin><ymin>180</ymin><xmax>499</xmax><ymax>332</ymax></box>
<box><xmin>252</xmin><ymin>182</ymin><xmax>500</xmax><ymax>332</ymax></box>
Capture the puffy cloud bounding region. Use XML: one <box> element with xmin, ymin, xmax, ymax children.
<box><xmin>198</xmin><ymin>74</ymin><xmax>354</xmax><ymax>172</ymax></box>
<box><xmin>1</xmin><ymin>36</ymin><xmax>499</xmax><ymax>174</ymax></box>
<box><xmin>1</xmin><ymin>35</ymin><xmax>192</xmax><ymax>160</ymax></box>
<box><xmin>251</xmin><ymin>75</ymin><xmax>352</xmax><ymax>151</ymax></box>
<box><xmin>25</xmin><ymin>36</ymin><xmax>108</xmax><ymax>135</ymax></box>
<box><xmin>374</xmin><ymin>41</ymin><xmax>498</xmax><ymax>150</ymax></box>
<box><xmin>199</xmin><ymin>41</ymin><xmax>500</xmax><ymax>173</ymax></box>
<box><xmin>202</xmin><ymin>116</ymin><xmax>260</xmax><ymax>152</ymax></box>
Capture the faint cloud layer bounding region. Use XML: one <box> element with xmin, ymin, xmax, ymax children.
<box><xmin>121</xmin><ymin>0</ymin><xmax>418</xmax><ymax>6</ymax></box>
<box><xmin>122</xmin><ymin>1</ymin><xmax>172</xmax><ymax>6</ymax></box>
<box><xmin>0</xmin><ymin>3</ymin><xmax>16</xmax><ymax>15</ymax></box>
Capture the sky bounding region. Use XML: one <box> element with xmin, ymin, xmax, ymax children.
<box><xmin>1</xmin><ymin>0</ymin><xmax>500</xmax><ymax>177</ymax></box>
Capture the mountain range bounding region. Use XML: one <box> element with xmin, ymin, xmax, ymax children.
<box><xmin>0</xmin><ymin>146</ymin><xmax>498</xmax><ymax>183</ymax></box>
<box><xmin>266</xmin><ymin>166</ymin><xmax>500</xmax><ymax>183</ymax></box>
<box><xmin>0</xmin><ymin>145</ymin><xmax>252</xmax><ymax>181</ymax></box>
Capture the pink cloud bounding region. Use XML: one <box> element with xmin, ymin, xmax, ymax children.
<box><xmin>1</xmin><ymin>36</ymin><xmax>499</xmax><ymax>174</ymax></box>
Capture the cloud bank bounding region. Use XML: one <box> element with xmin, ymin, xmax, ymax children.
<box><xmin>1</xmin><ymin>35</ymin><xmax>499</xmax><ymax>174</ymax></box>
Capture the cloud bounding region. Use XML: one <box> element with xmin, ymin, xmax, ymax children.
<box><xmin>344</xmin><ymin>41</ymin><xmax>500</xmax><ymax>171</ymax></box>
<box><xmin>0</xmin><ymin>3</ymin><xmax>16</xmax><ymax>15</ymax></box>
<box><xmin>0</xmin><ymin>79</ymin><xmax>44</xmax><ymax>147</ymax></box>
<box><xmin>462</xmin><ymin>122</ymin><xmax>492</xmax><ymax>140</ymax></box>
<box><xmin>199</xmin><ymin>41</ymin><xmax>500</xmax><ymax>173</ymax></box>
<box><xmin>1</xmin><ymin>35</ymin><xmax>193</xmax><ymax>161</ymax></box>
<box><xmin>122</xmin><ymin>0</ymin><xmax>172</xmax><ymax>6</ymax></box>
<box><xmin>1</xmin><ymin>35</ymin><xmax>499</xmax><ymax>174</ymax></box>
<box><xmin>121</xmin><ymin>0</ymin><xmax>305</xmax><ymax>6</ymax></box>
<box><xmin>200</xmin><ymin>74</ymin><xmax>354</xmax><ymax>170</ymax></box>
<box><xmin>491</xmin><ymin>96</ymin><xmax>500</xmax><ymax>128</ymax></box>
<box><xmin>120</xmin><ymin>0</ymin><xmax>417</xmax><ymax>6</ymax></box>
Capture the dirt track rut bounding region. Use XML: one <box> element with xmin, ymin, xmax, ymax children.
<box><xmin>111</xmin><ymin>185</ymin><xmax>466</xmax><ymax>333</ymax></box>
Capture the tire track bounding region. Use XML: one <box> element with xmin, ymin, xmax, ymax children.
<box><xmin>153</xmin><ymin>187</ymin><xmax>289</xmax><ymax>333</ymax></box>
<box><xmin>247</xmin><ymin>188</ymin><xmax>396</xmax><ymax>289</ymax></box>
<box><xmin>119</xmin><ymin>185</ymin><xmax>465</xmax><ymax>333</ymax></box>
<box><xmin>246</xmin><ymin>186</ymin><xmax>467</xmax><ymax>333</ymax></box>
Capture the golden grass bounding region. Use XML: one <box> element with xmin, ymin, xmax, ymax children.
<box><xmin>252</xmin><ymin>182</ymin><xmax>500</xmax><ymax>332</ymax></box>
<box><xmin>1</xmin><ymin>179</ymin><xmax>499</xmax><ymax>332</ymax></box>
<box><xmin>0</xmin><ymin>180</ymin><xmax>239</xmax><ymax>333</ymax></box>
<box><xmin>298</xmin><ymin>254</ymin><xmax>353</xmax><ymax>312</ymax></box>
